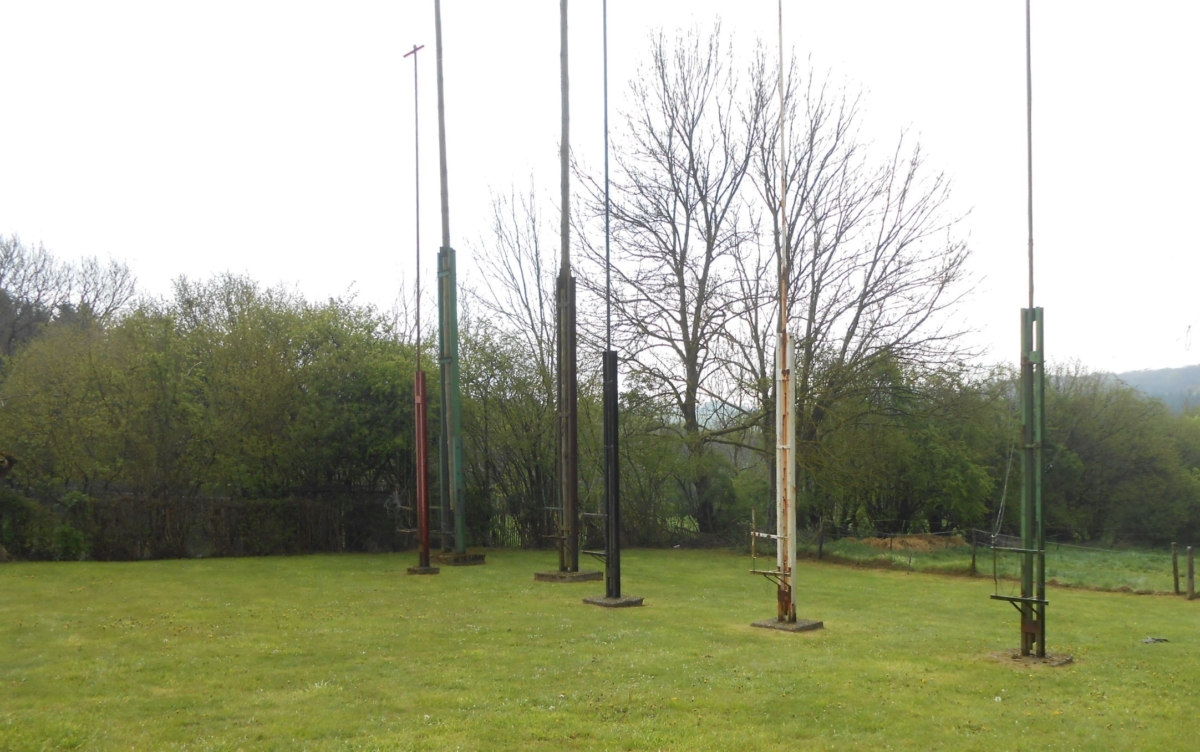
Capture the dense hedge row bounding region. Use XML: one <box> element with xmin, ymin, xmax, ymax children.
<box><xmin>0</xmin><ymin>490</ymin><xmax>406</xmax><ymax>561</ymax></box>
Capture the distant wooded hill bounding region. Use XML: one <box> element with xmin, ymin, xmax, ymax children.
<box><xmin>1114</xmin><ymin>364</ymin><xmax>1200</xmax><ymax>413</ymax></box>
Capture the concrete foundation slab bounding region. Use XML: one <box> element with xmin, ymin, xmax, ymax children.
<box><xmin>406</xmin><ymin>566</ymin><xmax>441</xmax><ymax>575</ymax></box>
<box><xmin>583</xmin><ymin>595</ymin><xmax>644</xmax><ymax>608</ymax></box>
<box><xmin>991</xmin><ymin>650</ymin><xmax>1074</xmax><ymax>667</ymax></box>
<box><xmin>534</xmin><ymin>570</ymin><xmax>603</xmax><ymax>583</ymax></box>
<box><xmin>751</xmin><ymin>618</ymin><xmax>824</xmax><ymax>633</ymax></box>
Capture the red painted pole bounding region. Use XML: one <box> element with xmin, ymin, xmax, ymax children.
<box><xmin>415</xmin><ymin>370</ymin><xmax>431</xmax><ymax>568</ymax></box>
<box><xmin>405</xmin><ymin>42</ymin><xmax>436</xmax><ymax>574</ymax></box>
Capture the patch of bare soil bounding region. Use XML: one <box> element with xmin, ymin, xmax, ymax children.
<box><xmin>860</xmin><ymin>534</ymin><xmax>966</xmax><ymax>553</ymax></box>
<box><xmin>989</xmin><ymin>650</ymin><xmax>1074</xmax><ymax>668</ymax></box>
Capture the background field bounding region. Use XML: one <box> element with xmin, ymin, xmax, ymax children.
<box><xmin>3</xmin><ymin>549</ymin><xmax>1199</xmax><ymax>750</ymax></box>
<box><xmin>800</xmin><ymin>534</ymin><xmax>1188</xmax><ymax>594</ymax></box>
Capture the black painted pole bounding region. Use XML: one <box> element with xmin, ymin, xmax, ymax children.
<box><xmin>603</xmin><ymin>351</ymin><xmax>620</xmax><ymax>598</ymax></box>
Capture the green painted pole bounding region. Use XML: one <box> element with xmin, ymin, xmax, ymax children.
<box><xmin>434</xmin><ymin>0</ymin><xmax>466</xmax><ymax>556</ymax></box>
<box><xmin>438</xmin><ymin>248</ymin><xmax>466</xmax><ymax>555</ymax></box>
<box><xmin>1019</xmin><ymin>308</ymin><xmax>1047</xmax><ymax>656</ymax></box>
<box><xmin>437</xmin><ymin>250</ymin><xmax>451</xmax><ymax>552</ymax></box>
<box><xmin>1033</xmin><ymin>308</ymin><xmax>1046</xmax><ymax>658</ymax></box>
<box><xmin>1020</xmin><ymin>309</ymin><xmax>1035</xmax><ymax>658</ymax></box>
<box><xmin>1016</xmin><ymin>0</ymin><xmax>1046</xmax><ymax>659</ymax></box>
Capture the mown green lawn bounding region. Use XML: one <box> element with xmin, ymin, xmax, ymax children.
<box><xmin>2</xmin><ymin>549</ymin><xmax>1198</xmax><ymax>750</ymax></box>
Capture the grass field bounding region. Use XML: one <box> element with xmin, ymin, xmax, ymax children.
<box><xmin>801</xmin><ymin>536</ymin><xmax>1186</xmax><ymax>593</ymax></box>
<box><xmin>3</xmin><ymin>549</ymin><xmax>1199</xmax><ymax>750</ymax></box>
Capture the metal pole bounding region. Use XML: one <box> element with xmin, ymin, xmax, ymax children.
<box><xmin>1035</xmin><ymin>311</ymin><xmax>1046</xmax><ymax>657</ymax></box>
<box><xmin>773</xmin><ymin>0</ymin><xmax>796</xmax><ymax>624</ymax></box>
<box><xmin>406</xmin><ymin>43</ymin><xmax>424</xmax><ymax>367</ymax></box>
<box><xmin>414</xmin><ymin>370</ymin><xmax>433</xmax><ymax>569</ymax></box>
<box><xmin>1020</xmin><ymin>309</ymin><xmax>1038</xmax><ymax>656</ymax></box>
<box><xmin>604</xmin><ymin>0</ymin><xmax>611</xmax><ymax>352</ymax></box>
<box><xmin>1006</xmin><ymin>0</ymin><xmax>1046</xmax><ymax>659</ymax></box>
<box><xmin>1026</xmin><ymin>0</ymin><xmax>1035</xmax><ymax>311</ymax></box>
<box><xmin>433</xmin><ymin>0</ymin><xmax>467</xmax><ymax>556</ymax></box>
<box><xmin>603</xmin><ymin>351</ymin><xmax>620</xmax><ymax>598</ymax></box>
<box><xmin>404</xmin><ymin>43</ymin><xmax>433</xmax><ymax>572</ymax></box>
<box><xmin>1026</xmin><ymin>0</ymin><xmax>1047</xmax><ymax>658</ymax></box>
<box><xmin>601</xmin><ymin>0</ymin><xmax>621</xmax><ymax>598</ymax></box>
<box><xmin>434</xmin><ymin>1</ymin><xmax>451</xmax><ymax>250</ymax></box>
<box><xmin>556</xmin><ymin>0</ymin><xmax>579</xmax><ymax>572</ymax></box>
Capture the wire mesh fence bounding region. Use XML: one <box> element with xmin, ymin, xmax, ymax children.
<box><xmin>788</xmin><ymin>524</ymin><xmax>1195</xmax><ymax>595</ymax></box>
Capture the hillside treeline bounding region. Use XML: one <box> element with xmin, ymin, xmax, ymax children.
<box><xmin>4</xmin><ymin>26</ymin><xmax>1200</xmax><ymax>559</ymax></box>
<box><xmin>2</xmin><ymin>237</ymin><xmax>1199</xmax><ymax>559</ymax></box>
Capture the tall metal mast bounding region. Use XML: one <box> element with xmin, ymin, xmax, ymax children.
<box><xmin>749</xmin><ymin>0</ymin><xmax>820</xmax><ymax>633</ymax></box>
<box><xmin>991</xmin><ymin>0</ymin><xmax>1046</xmax><ymax>657</ymax></box>
<box><xmin>432</xmin><ymin>0</ymin><xmax>480</xmax><ymax>565</ymax></box>
<box><xmin>774</xmin><ymin>0</ymin><xmax>796</xmax><ymax>625</ymax></box>
<box><xmin>584</xmin><ymin>0</ymin><xmax>642</xmax><ymax>609</ymax></box>
<box><xmin>404</xmin><ymin>43</ymin><xmax>437</xmax><ymax>576</ymax></box>
<box><xmin>556</xmin><ymin>0</ymin><xmax>580</xmax><ymax>574</ymax></box>
<box><xmin>601</xmin><ymin>0</ymin><xmax>620</xmax><ymax>598</ymax></box>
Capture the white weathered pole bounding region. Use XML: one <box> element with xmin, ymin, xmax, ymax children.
<box><xmin>774</xmin><ymin>0</ymin><xmax>796</xmax><ymax>623</ymax></box>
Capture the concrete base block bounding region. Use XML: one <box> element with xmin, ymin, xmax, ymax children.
<box><xmin>583</xmin><ymin>595</ymin><xmax>645</xmax><ymax>608</ymax></box>
<box><xmin>533</xmin><ymin>569</ymin><xmax>604</xmax><ymax>583</ymax></box>
<box><xmin>993</xmin><ymin>650</ymin><xmax>1074</xmax><ymax>667</ymax></box>
<box><xmin>432</xmin><ymin>552</ymin><xmax>487</xmax><ymax>566</ymax></box>
<box><xmin>406</xmin><ymin>566</ymin><xmax>441</xmax><ymax>575</ymax></box>
<box><xmin>751</xmin><ymin>618</ymin><xmax>824</xmax><ymax>633</ymax></box>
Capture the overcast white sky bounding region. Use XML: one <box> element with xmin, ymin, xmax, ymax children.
<box><xmin>1</xmin><ymin>1</ymin><xmax>1197</xmax><ymax>373</ymax></box>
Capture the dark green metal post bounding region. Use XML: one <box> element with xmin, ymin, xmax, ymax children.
<box><xmin>1020</xmin><ymin>307</ymin><xmax>1046</xmax><ymax>657</ymax></box>
<box><xmin>437</xmin><ymin>253</ymin><xmax>452</xmax><ymax>552</ymax></box>
<box><xmin>989</xmin><ymin>0</ymin><xmax>1047</xmax><ymax>657</ymax></box>
<box><xmin>439</xmin><ymin>247</ymin><xmax>467</xmax><ymax>555</ymax></box>
<box><xmin>1035</xmin><ymin>310</ymin><xmax>1046</xmax><ymax>656</ymax></box>
<box><xmin>433</xmin><ymin>0</ymin><xmax>466</xmax><ymax>556</ymax></box>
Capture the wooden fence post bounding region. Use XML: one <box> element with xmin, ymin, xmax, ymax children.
<box><xmin>971</xmin><ymin>530</ymin><xmax>978</xmax><ymax>577</ymax></box>
<box><xmin>1173</xmin><ymin>543</ymin><xmax>1180</xmax><ymax>595</ymax></box>
<box><xmin>1188</xmin><ymin>546</ymin><xmax>1195</xmax><ymax>601</ymax></box>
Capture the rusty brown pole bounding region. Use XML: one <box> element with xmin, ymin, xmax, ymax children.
<box><xmin>405</xmin><ymin>43</ymin><xmax>436</xmax><ymax>575</ymax></box>
<box><xmin>414</xmin><ymin>371</ymin><xmax>432</xmax><ymax>568</ymax></box>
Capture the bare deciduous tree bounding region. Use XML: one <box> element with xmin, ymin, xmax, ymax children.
<box><xmin>726</xmin><ymin>53</ymin><xmax>974</xmax><ymax>518</ymax></box>
<box><xmin>0</xmin><ymin>235</ymin><xmax>137</xmax><ymax>358</ymax></box>
<box><xmin>577</xmin><ymin>24</ymin><xmax>764</xmax><ymax>533</ymax></box>
<box><xmin>475</xmin><ymin>184</ymin><xmax>557</xmax><ymax>398</ymax></box>
<box><xmin>465</xmin><ymin>185</ymin><xmax>561</xmax><ymax>543</ymax></box>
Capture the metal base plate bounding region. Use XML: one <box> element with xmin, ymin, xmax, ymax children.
<box><xmin>583</xmin><ymin>595</ymin><xmax>645</xmax><ymax>608</ymax></box>
<box><xmin>751</xmin><ymin>618</ymin><xmax>824</xmax><ymax>633</ymax></box>
<box><xmin>534</xmin><ymin>570</ymin><xmax>603</xmax><ymax>583</ymax></box>
<box><xmin>433</xmin><ymin>553</ymin><xmax>487</xmax><ymax>566</ymax></box>
<box><xmin>406</xmin><ymin>566</ymin><xmax>441</xmax><ymax>575</ymax></box>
